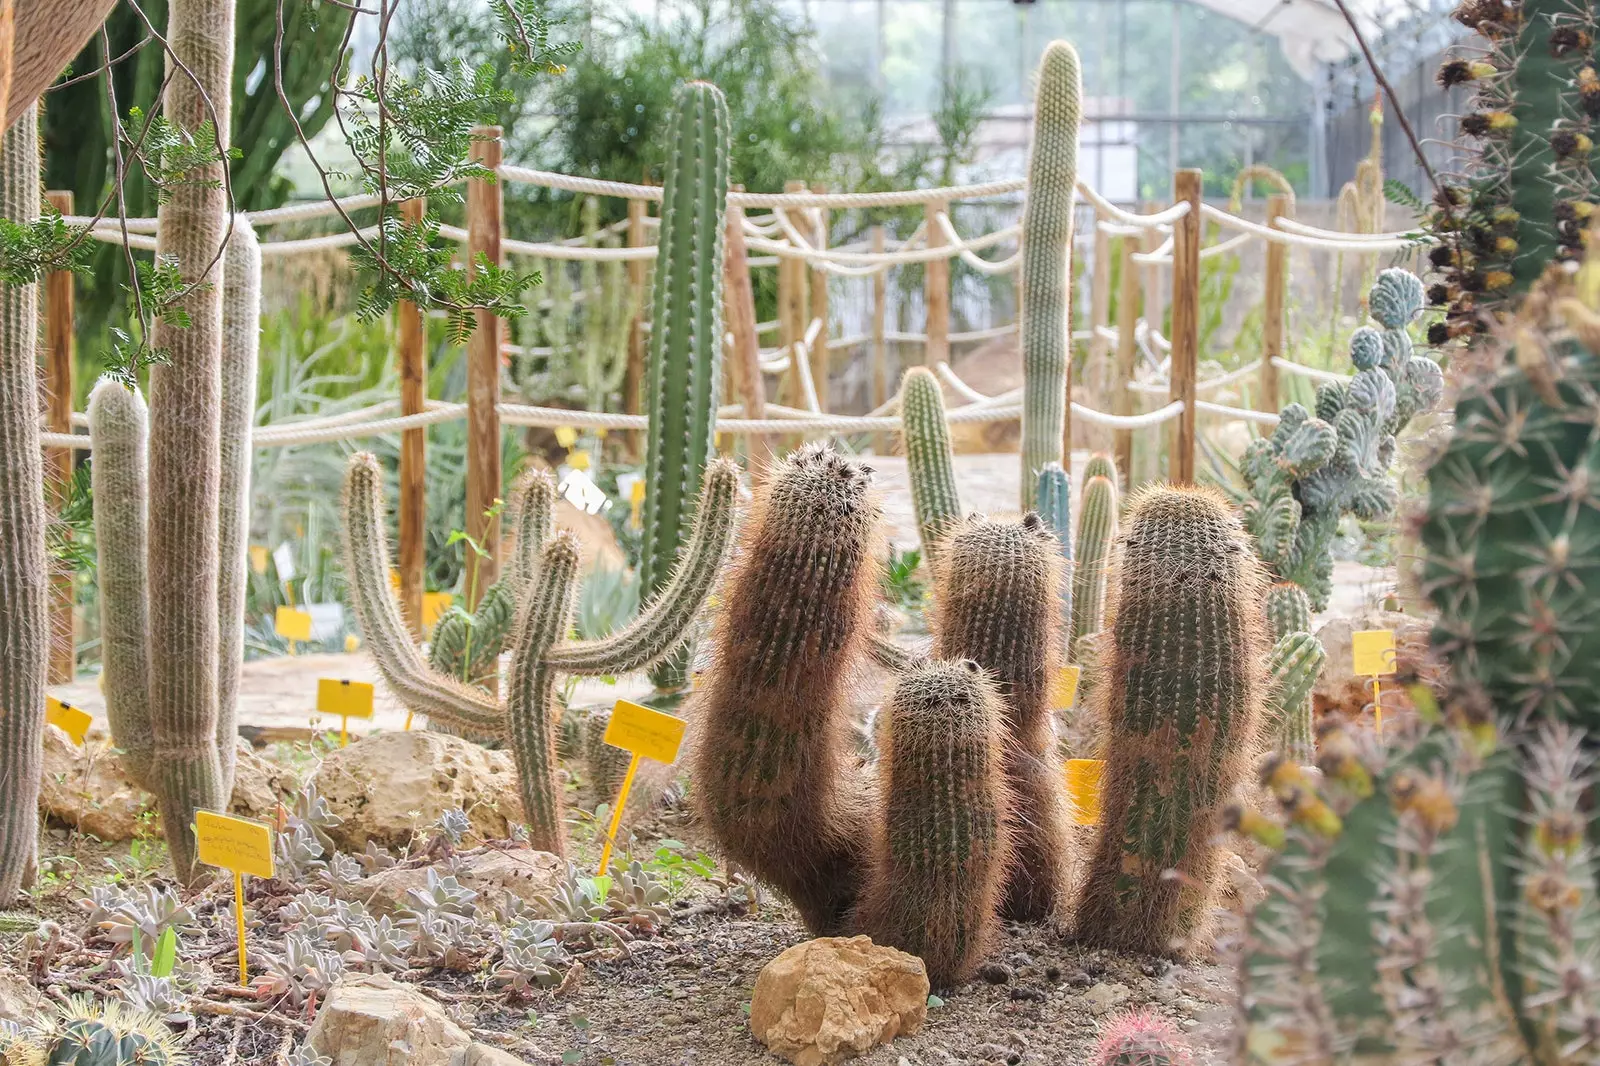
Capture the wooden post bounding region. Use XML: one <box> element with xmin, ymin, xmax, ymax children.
<box><xmin>623</xmin><ymin>197</ymin><xmax>649</xmax><ymax>460</ymax></box>
<box><xmin>1079</xmin><ymin>208</ymin><xmax>1112</xmax><ymax>456</ymax></box>
<box><xmin>44</xmin><ymin>189</ymin><xmax>73</xmax><ymax>683</ymax></box>
<box><xmin>808</xmin><ymin>183</ymin><xmax>829</xmax><ymax>413</ymax></box>
<box><xmin>923</xmin><ymin>199</ymin><xmax>949</xmax><ymax>366</ymax></box>
<box><xmin>1112</xmin><ymin>232</ymin><xmax>1139</xmax><ymax>486</ymax></box>
<box><xmin>871</xmin><ymin>225</ymin><xmax>888</xmax><ymax>450</ymax></box>
<box><xmin>1261</xmin><ymin>193</ymin><xmax>1289</xmax><ymax>414</ymax></box>
<box><xmin>397</xmin><ymin>197</ymin><xmax>427</xmax><ymax>639</ymax></box>
<box><xmin>780</xmin><ymin>179</ymin><xmax>809</xmax><ymax>424</ymax></box>
<box><xmin>724</xmin><ymin>196</ymin><xmax>769</xmax><ymax>473</ymax></box>
<box><xmin>1170</xmin><ymin>169</ymin><xmax>1202</xmax><ymax>485</ymax></box>
<box><xmin>466</xmin><ymin>127</ymin><xmax>503</xmax><ymax>603</ymax></box>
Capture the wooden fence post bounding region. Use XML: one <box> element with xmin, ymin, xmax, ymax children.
<box><xmin>724</xmin><ymin>195</ymin><xmax>770</xmax><ymax>473</ymax></box>
<box><xmin>871</xmin><ymin>225</ymin><xmax>888</xmax><ymax>451</ymax></box>
<box><xmin>466</xmin><ymin>126</ymin><xmax>503</xmax><ymax>604</ymax></box>
<box><xmin>44</xmin><ymin>189</ymin><xmax>73</xmax><ymax>682</ymax></box>
<box><xmin>397</xmin><ymin>196</ymin><xmax>427</xmax><ymax>639</ymax></box>
<box><xmin>1112</xmin><ymin>231</ymin><xmax>1139</xmax><ymax>486</ymax></box>
<box><xmin>624</xmin><ymin>196</ymin><xmax>648</xmax><ymax>460</ymax></box>
<box><xmin>1261</xmin><ymin>193</ymin><xmax>1289</xmax><ymax>414</ymax></box>
<box><xmin>809</xmin><ymin>183</ymin><xmax>829</xmax><ymax>413</ymax></box>
<box><xmin>1081</xmin><ymin>208</ymin><xmax>1111</xmax><ymax>456</ymax></box>
<box><xmin>1170</xmin><ymin>169</ymin><xmax>1202</xmax><ymax>485</ymax></box>
<box><xmin>923</xmin><ymin>199</ymin><xmax>949</xmax><ymax>366</ymax></box>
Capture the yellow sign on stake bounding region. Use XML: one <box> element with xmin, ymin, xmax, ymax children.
<box><xmin>1065</xmin><ymin>758</ymin><xmax>1105</xmax><ymax>826</ymax></box>
<box><xmin>1051</xmin><ymin>665</ymin><xmax>1082</xmax><ymax>709</ymax></box>
<box><xmin>275</xmin><ymin>606</ymin><xmax>312</xmax><ymax>646</ymax></box>
<box><xmin>554</xmin><ymin>426</ymin><xmax>579</xmax><ymax>448</ymax></box>
<box><xmin>421</xmin><ymin>592</ymin><xmax>454</xmax><ymax>633</ymax></box>
<box><xmin>45</xmin><ymin>697</ymin><xmax>91</xmax><ymax>746</ymax></box>
<box><xmin>317</xmin><ymin>679</ymin><xmax>375</xmax><ymax>747</ymax></box>
<box><xmin>568</xmin><ymin>449</ymin><xmax>591</xmax><ymax>472</ymax></box>
<box><xmin>1352</xmin><ymin>630</ymin><xmax>1398</xmax><ymax>739</ymax></box>
<box><xmin>194</xmin><ymin>810</ymin><xmax>275</xmax><ymax>988</ymax></box>
<box><xmin>596</xmin><ymin>700</ymin><xmax>688</xmax><ymax>874</ymax></box>
<box><xmin>248</xmin><ymin>545</ymin><xmax>270</xmax><ymax>575</ymax></box>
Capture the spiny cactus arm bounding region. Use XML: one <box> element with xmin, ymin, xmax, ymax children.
<box><xmin>866</xmin><ymin>633</ymin><xmax>929</xmax><ymax>675</ymax></box>
<box><xmin>87</xmin><ymin>378</ymin><xmax>155</xmax><ymax>789</ymax></box>
<box><xmin>900</xmin><ymin>367</ymin><xmax>962</xmax><ymax>558</ymax></box>
<box><xmin>1018</xmin><ymin>40</ymin><xmax>1081</xmax><ymax>510</ymax></box>
<box><xmin>1068</xmin><ymin>473</ymin><xmax>1117</xmax><ymax>656</ymax></box>
<box><xmin>0</xmin><ymin>105</ymin><xmax>48</xmax><ymax>902</ymax></box>
<box><xmin>545</xmin><ymin>458</ymin><xmax>739</xmax><ymax>675</ymax></box>
<box><xmin>216</xmin><ymin>217</ymin><xmax>261</xmax><ymax>796</ymax></box>
<box><xmin>506</xmin><ymin>533</ymin><xmax>581</xmax><ymax>855</ymax></box>
<box><xmin>1263</xmin><ymin>632</ymin><xmax>1323</xmax><ymax>765</ymax></box>
<box><xmin>1265</xmin><ymin>582</ymin><xmax>1312</xmax><ymax>641</ymax></box>
<box><xmin>341</xmin><ymin>453</ymin><xmax>507</xmax><ymax>737</ymax></box>
<box><xmin>507</xmin><ymin>467</ymin><xmax>556</xmax><ymax>595</ymax></box>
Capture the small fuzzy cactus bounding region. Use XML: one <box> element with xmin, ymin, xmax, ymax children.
<box><xmin>856</xmin><ymin>660</ymin><xmax>1013</xmax><ymax>987</ymax></box>
<box><xmin>1018</xmin><ymin>40</ymin><xmax>1082</xmax><ymax>510</ymax></box>
<box><xmin>1263</xmin><ymin>632</ymin><xmax>1324</xmax><ymax>765</ymax></box>
<box><xmin>933</xmin><ymin>514</ymin><xmax>1072</xmax><ymax>922</ymax></box>
<box><xmin>901</xmin><ymin>366</ymin><xmax>963</xmax><ymax>559</ymax></box>
<box><xmin>1091</xmin><ymin>1010</ymin><xmax>1194</xmax><ymax>1066</ymax></box>
<box><xmin>689</xmin><ymin>444</ymin><xmax>879</xmax><ymax>934</ymax></box>
<box><xmin>1070</xmin><ymin>472</ymin><xmax>1118</xmax><ymax>658</ymax></box>
<box><xmin>1076</xmin><ymin>484</ymin><xmax>1268</xmax><ymax>957</ymax></box>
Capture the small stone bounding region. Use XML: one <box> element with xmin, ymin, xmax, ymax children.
<box><xmin>1008</xmin><ymin>952</ymin><xmax>1034</xmax><ymax>968</ymax></box>
<box><xmin>749</xmin><ymin>936</ymin><xmax>929</xmax><ymax>1066</ymax></box>
<box><xmin>1008</xmin><ymin>987</ymin><xmax>1046</xmax><ymax>1003</ymax></box>
<box><xmin>660</xmin><ymin>1013</ymin><xmax>685</xmax><ymax>1027</ymax></box>
<box><xmin>1083</xmin><ymin>982</ymin><xmax>1132</xmax><ymax>1014</ymax></box>
<box><xmin>1177</xmin><ymin>995</ymin><xmax>1203</xmax><ymax>1014</ymax></box>
<box><xmin>976</xmin><ymin>962</ymin><xmax>1012</xmax><ymax>985</ymax></box>
<box><xmin>1180</xmin><ymin>1017</ymin><xmax>1200</xmax><ymax>1031</ymax></box>
<box><xmin>308</xmin><ymin>973</ymin><xmax>519</xmax><ymax>1065</ymax></box>
<box><xmin>1154</xmin><ymin>982</ymin><xmax>1181</xmax><ymax>1005</ymax></box>
<box><xmin>1066</xmin><ymin>970</ymin><xmax>1092</xmax><ymax>988</ymax></box>
<box><xmin>1043</xmin><ymin>966</ymin><xmax>1061</xmax><ymax>983</ymax></box>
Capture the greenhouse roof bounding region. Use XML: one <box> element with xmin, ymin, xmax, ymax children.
<box><xmin>1196</xmin><ymin>0</ymin><xmax>1430</xmax><ymax>78</ymax></box>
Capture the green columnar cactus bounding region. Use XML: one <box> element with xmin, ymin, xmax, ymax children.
<box><xmin>582</xmin><ymin>707</ymin><xmax>633</xmax><ymax>799</ymax></box>
<box><xmin>1018</xmin><ymin>40</ymin><xmax>1081</xmax><ymax>511</ymax></box>
<box><xmin>1238</xmin><ymin>269</ymin><xmax>1439</xmax><ymax>610</ymax></box>
<box><xmin>1083</xmin><ymin>451</ymin><xmax>1119</xmax><ymax>489</ymax></box>
<box><xmin>901</xmin><ymin>366</ymin><xmax>962</xmax><ymax>559</ymax></box>
<box><xmin>1264</xmin><ymin>582</ymin><xmax>1311</xmax><ymax>642</ymax></box>
<box><xmin>1263</xmin><ymin>632</ymin><xmax>1324</xmax><ymax>765</ymax></box>
<box><xmin>1036</xmin><ymin>462</ymin><xmax>1075</xmax><ymax>645</ymax></box>
<box><xmin>0</xmin><ymin>105</ymin><xmax>47</xmax><ymax>903</ymax></box>
<box><xmin>689</xmin><ymin>444</ymin><xmax>878</xmax><ymax>934</ymax></box>
<box><xmin>933</xmin><ymin>514</ymin><xmax>1071</xmax><ymax>922</ymax></box>
<box><xmin>341</xmin><ymin>453</ymin><xmax>739</xmax><ymax>855</ymax></box>
<box><xmin>641</xmin><ymin>81</ymin><xmax>730</xmax><ymax>698</ymax></box>
<box><xmin>1069</xmin><ymin>473</ymin><xmax>1118</xmax><ymax>659</ymax></box>
<box><xmin>216</xmin><ymin>218</ymin><xmax>260</xmax><ymax>796</ymax></box>
<box><xmin>856</xmin><ymin>660</ymin><xmax>1013</xmax><ymax>987</ymax></box>
<box><xmin>580</xmin><ymin>196</ymin><xmax>638</xmax><ymax>411</ymax></box>
<box><xmin>1076</xmin><ymin>484</ymin><xmax>1268</xmax><ymax>958</ymax></box>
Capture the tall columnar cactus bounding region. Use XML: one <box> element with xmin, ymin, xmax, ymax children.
<box><xmin>1036</xmin><ymin>462</ymin><xmax>1075</xmax><ymax>646</ymax></box>
<box><xmin>1076</xmin><ymin>484</ymin><xmax>1268</xmax><ymax>958</ymax></box>
<box><xmin>901</xmin><ymin>366</ymin><xmax>963</xmax><ymax>560</ymax></box>
<box><xmin>689</xmin><ymin>444</ymin><xmax>879</xmax><ymax>934</ymax></box>
<box><xmin>933</xmin><ymin>514</ymin><xmax>1071</xmax><ymax>922</ymax></box>
<box><xmin>1238</xmin><ymin>269</ymin><xmax>1440</xmax><ymax>610</ymax></box>
<box><xmin>341</xmin><ymin>453</ymin><xmax>739</xmax><ymax>855</ymax></box>
<box><xmin>1083</xmin><ymin>451</ymin><xmax>1119</xmax><ymax>489</ymax></box>
<box><xmin>0</xmin><ymin>106</ymin><xmax>47</xmax><ymax>902</ymax></box>
<box><xmin>580</xmin><ymin>196</ymin><xmax>639</xmax><ymax>411</ymax></box>
<box><xmin>1070</xmin><ymin>472</ymin><xmax>1118</xmax><ymax>657</ymax></box>
<box><xmin>1018</xmin><ymin>40</ymin><xmax>1081</xmax><ymax>511</ymax></box>
<box><xmin>1264</xmin><ymin>581</ymin><xmax>1311</xmax><ymax>642</ymax></box>
<box><xmin>1263</xmin><ymin>632</ymin><xmax>1324</xmax><ymax>765</ymax></box>
<box><xmin>641</xmin><ymin>81</ymin><xmax>730</xmax><ymax>698</ymax></box>
<box><xmin>856</xmin><ymin>660</ymin><xmax>1013</xmax><ymax>987</ymax></box>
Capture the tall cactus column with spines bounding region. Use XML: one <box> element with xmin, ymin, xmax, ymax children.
<box><xmin>1018</xmin><ymin>40</ymin><xmax>1081</xmax><ymax>511</ymax></box>
<box><xmin>933</xmin><ymin>514</ymin><xmax>1072</xmax><ymax>922</ymax></box>
<box><xmin>689</xmin><ymin>444</ymin><xmax>878</xmax><ymax>935</ymax></box>
<box><xmin>641</xmin><ymin>81</ymin><xmax>730</xmax><ymax>699</ymax></box>
<box><xmin>1076</xmin><ymin>485</ymin><xmax>1268</xmax><ymax>957</ymax></box>
<box><xmin>1263</xmin><ymin>632</ymin><xmax>1325</xmax><ymax>765</ymax></box>
<box><xmin>901</xmin><ymin>366</ymin><xmax>963</xmax><ymax>560</ymax></box>
<box><xmin>0</xmin><ymin>105</ymin><xmax>48</xmax><ymax>901</ymax></box>
<box><xmin>1070</xmin><ymin>473</ymin><xmax>1118</xmax><ymax>657</ymax></box>
<box><xmin>1036</xmin><ymin>462</ymin><xmax>1074</xmax><ymax>645</ymax></box>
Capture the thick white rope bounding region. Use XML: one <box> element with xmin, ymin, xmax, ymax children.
<box><xmin>1131</xmin><ymin>235</ymin><xmax>1174</xmax><ymax>264</ymax></box>
<box><xmin>66</xmin><ymin>192</ymin><xmax>387</xmax><ymax>231</ymax></box>
<box><xmin>932</xmin><ymin>211</ymin><xmax>1019</xmax><ymax>275</ymax></box>
<box><xmin>796</xmin><ymin>318</ymin><xmax>824</xmax><ymax>413</ymax></box>
<box><xmin>1074</xmin><ymin>400</ymin><xmax>1184</xmax><ymax>428</ymax></box>
<box><xmin>1197</xmin><ymin>399</ymin><xmax>1280</xmax><ymax>425</ymax></box>
<box><xmin>1076</xmin><ymin>184</ymin><xmax>1192</xmax><ymax>228</ymax></box>
<box><xmin>1272</xmin><ymin>356</ymin><xmax>1349</xmax><ymax>384</ymax></box>
<box><xmin>1275</xmin><ymin>217</ymin><xmax>1433</xmax><ymax>244</ymax></box>
<box><xmin>258</xmin><ymin>226</ymin><xmax>382</xmax><ymax>256</ymax></box>
<box><xmin>85</xmin><ymin>227</ymin><xmax>158</xmax><ymax>251</ymax></box>
<box><xmin>1201</xmin><ymin>203</ymin><xmax>1428</xmax><ymax>252</ymax></box>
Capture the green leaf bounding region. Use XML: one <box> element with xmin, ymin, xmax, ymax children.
<box><xmin>151</xmin><ymin>926</ymin><xmax>178</xmax><ymax>977</ymax></box>
<box><xmin>1382</xmin><ymin>179</ymin><xmax>1424</xmax><ymax>212</ymax></box>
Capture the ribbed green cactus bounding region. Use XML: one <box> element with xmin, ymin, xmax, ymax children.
<box><xmin>341</xmin><ymin>452</ymin><xmax>739</xmax><ymax>855</ymax></box>
<box><xmin>901</xmin><ymin>366</ymin><xmax>962</xmax><ymax>559</ymax></box>
<box><xmin>1069</xmin><ymin>473</ymin><xmax>1117</xmax><ymax>659</ymax></box>
<box><xmin>1083</xmin><ymin>451</ymin><xmax>1119</xmax><ymax>489</ymax></box>
<box><xmin>1264</xmin><ymin>582</ymin><xmax>1311</xmax><ymax>642</ymax></box>
<box><xmin>1263</xmin><ymin>632</ymin><xmax>1324</xmax><ymax>765</ymax></box>
<box><xmin>856</xmin><ymin>660</ymin><xmax>1012</xmax><ymax>987</ymax></box>
<box><xmin>580</xmin><ymin>196</ymin><xmax>639</xmax><ymax>411</ymax></box>
<box><xmin>1</xmin><ymin>998</ymin><xmax>182</xmax><ymax>1066</ymax></box>
<box><xmin>689</xmin><ymin>443</ymin><xmax>878</xmax><ymax>934</ymax></box>
<box><xmin>1036</xmin><ymin>462</ymin><xmax>1074</xmax><ymax>646</ymax></box>
<box><xmin>0</xmin><ymin>105</ymin><xmax>47</xmax><ymax>903</ymax></box>
<box><xmin>1018</xmin><ymin>40</ymin><xmax>1081</xmax><ymax>511</ymax></box>
<box><xmin>1238</xmin><ymin>269</ymin><xmax>1439</xmax><ymax>610</ymax></box>
<box><xmin>1076</xmin><ymin>484</ymin><xmax>1267</xmax><ymax>957</ymax></box>
<box><xmin>933</xmin><ymin>514</ymin><xmax>1071</xmax><ymax>922</ymax></box>
<box><xmin>582</xmin><ymin>707</ymin><xmax>633</xmax><ymax>799</ymax></box>
<box><xmin>641</xmin><ymin>81</ymin><xmax>730</xmax><ymax>698</ymax></box>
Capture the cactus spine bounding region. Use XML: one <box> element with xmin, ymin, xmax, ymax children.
<box><xmin>901</xmin><ymin>366</ymin><xmax>962</xmax><ymax>559</ymax></box>
<box><xmin>1263</xmin><ymin>632</ymin><xmax>1324</xmax><ymax>765</ymax></box>
<box><xmin>856</xmin><ymin>660</ymin><xmax>1013</xmax><ymax>987</ymax></box>
<box><xmin>641</xmin><ymin>81</ymin><xmax>730</xmax><ymax>697</ymax></box>
<box><xmin>1018</xmin><ymin>40</ymin><xmax>1081</xmax><ymax>510</ymax></box>
<box><xmin>933</xmin><ymin>514</ymin><xmax>1072</xmax><ymax>921</ymax></box>
<box><xmin>689</xmin><ymin>444</ymin><xmax>878</xmax><ymax>934</ymax></box>
<box><xmin>1076</xmin><ymin>484</ymin><xmax>1268</xmax><ymax>957</ymax></box>
<box><xmin>1070</xmin><ymin>473</ymin><xmax>1118</xmax><ymax>657</ymax></box>
<box><xmin>342</xmin><ymin>453</ymin><xmax>739</xmax><ymax>854</ymax></box>
<box><xmin>0</xmin><ymin>105</ymin><xmax>47</xmax><ymax>902</ymax></box>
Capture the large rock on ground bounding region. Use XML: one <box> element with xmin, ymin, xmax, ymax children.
<box><xmin>307</xmin><ymin>973</ymin><xmax>520</xmax><ymax>1065</ymax></box>
<box><xmin>229</xmin><ymin>740</ymin><xmax>298</xmax><ymax>822</ymax></box>
<box><xmin>343</xmin><ymin>847</ymin><xmax>565</xmax><ymax>918</ymax></box>
<box><xmin>0</xmin><ymin>970</ymin><xmax>46</xmax><ymax>1025</ymax></box>
<box><xmin>750</xmin><ymin>936</ymin><xmax>929</xmax><ymax>1066</ymax></box>
<box><xmin>309</xmin><ymin>731</ymin><xmax>524</xmax><ymax>851</ymax></box>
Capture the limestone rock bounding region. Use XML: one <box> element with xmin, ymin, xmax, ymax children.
<box><xmin>307</xmin><ymin>973</ymin><xmax>515</xmax><ymax>1065</ymax></box>
<box><xmin>344</xmin><ymin>847</ymin><xmax>565</xmax><ymax>918</ymax></box>
<box><xmin>36</xmin><ymin>726</ymin><xmax>151</xmax><ymax>842</ymax></box>
<box><xmin>0</xmin><ymin>969</ymin><xmax>45</xmax><ymax>1025</ymax></box>
<box><xmin>1084</xmin><ymin>982</ymin><xmax>1132</xmax><ymax>1014</ymax></box>
<box><xmin>750</xmin><ymin>936</ymin><xmax>929</xmax><ymax>1066</ymax></box>
<box><xmin>228</xmin><ymin>739</ymin><xmax>297</xmax><ymax>822</ymax></box>
<box><xmin>1217</xmin><ymin>849</ymin><xmax>1265</xmax><ymax>915</ymax></box>
<box><xmin>555</xmin><ymin>498</ymin><xmax>626</xmax><ymax>571</ymax></box>
<box><xmin>308</xmin><ymin>731</ymin><xmax>523</xmax><ymax>851</ymax></box>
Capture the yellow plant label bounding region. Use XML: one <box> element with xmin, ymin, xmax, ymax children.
<box><xmin>1051</xmin><ymin>665</ymin><xmax>1082</xmax><ymax>708</ymax></box>
<box><xmin>388</xmin><ymin>567</ymin><xmax>401</xmax><ymax>591</ymax></box>
<box><xmin>248</xmin><ymin>545</ymin><xmax>270</xmax><ymax>575</ymax></box>
<box><xmin>275</xmin><ymin>606</ymin><xmax>313</xmax><ymax>642</ymax></box>
<box><xmin>46</xmin><ymin>697</ymin><xmax>91</xmax><ymax>745</ymax></box>
<box><xmin>1065</xmin><ymin>758</ymin><xmax>1105</xmax><ymax>826</ymax></box>
<box><xmin>1352</xmin><ymin>630</ymin><xmax>1398</xmax><ymax>677</ymax></box>
<box><xmin>630</xmin><ymin>481</ymin><xmax>646</xmax><ymax>505</ymax></box>
<box><xmin>568</xmin><ymin>449</ymin><xmax>591</xmax><ymax>471</ymax></box>
<box><xmin>194</xmin><ymin>810</ymin><xmax>275</xmax><ymax>880</ymax></box>
<box><xmin>554</xmin><ymin>426</ymin><xmax>579</xmax><ymax>448</ymax></box>
<box><xmin>317</xmin><ymin>679</ymin><xmax>375</xmax><ymax>720</ymax></box>
<box><xmin>603</xmin><ymin>699</ymin><xmax>687</xmax><ymax>765</ymax></box>
<box><xmin>595</xmin><ymin>427</ymin><xmax>609</xmax><ymax>440</ymax></box>
<box><xmin>421</xmin><ymin>592</ymin><xmax>454</xmax><ymax>630</ymax></box>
